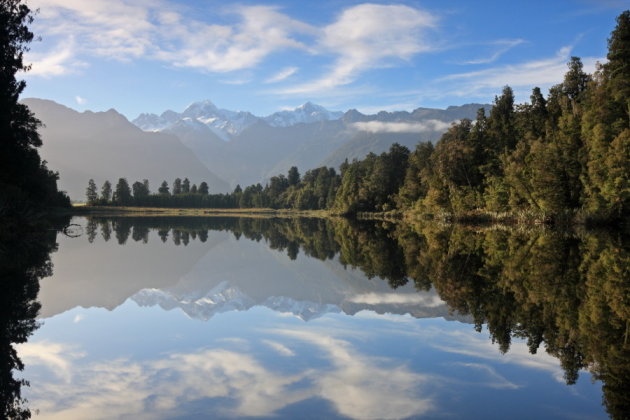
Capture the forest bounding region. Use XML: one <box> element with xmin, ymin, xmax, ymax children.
<box><xmin>90</xmin><ymin>11</ymin><xmax>629</xmax><ymax>225</ymax></box>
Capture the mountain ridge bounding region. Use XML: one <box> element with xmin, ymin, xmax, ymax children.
<box><xmin>25</xmin><ymin>97</ymin><xmax>490</xmax><ymax>194</ymax></box>
<box><xmin>131</xmin><ymin>99</ymin><xmax>490</xmax><ymax>187</ymax></box>
<box><xmin>22</xmin><ymin>98</ymin><xmax>231</xmax><ymax>199</ymax></box>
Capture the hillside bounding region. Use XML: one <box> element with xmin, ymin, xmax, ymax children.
<box><xmin>23</xmin><ymin>99</ymin><xmax>231</xmax><ymax>200</ymax></box>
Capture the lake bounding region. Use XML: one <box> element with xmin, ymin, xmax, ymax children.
<box><xmin>5</xmin><ymin>216</ymin><xmax>628</xmax><ymax>419</ymax></box>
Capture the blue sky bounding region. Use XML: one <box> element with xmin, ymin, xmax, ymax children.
<box><xmin>22</xmin><ymin>0</ymin><xmax>627</xmax><ymax>119</ymax></box>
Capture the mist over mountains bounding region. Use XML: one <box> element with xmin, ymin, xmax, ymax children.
<box><xmin>25</xmin><ymin>97</ymin><xmax>489</xmax><ymax>200</ymax></box>
<box><xmin>23</xmin><ymin>98</ymin><xmax>230</xmax><ymax>200</ymax></box>
<box><xmin>131</xmin><ymin>99</ymin><xmax>490</xmax><ymax>189</ymax></box>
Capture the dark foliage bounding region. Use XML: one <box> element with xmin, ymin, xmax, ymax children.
<box><xmin>0</xmin><ymin>0</ymin><xmax>69</xmax><ymax>217</ymax></box>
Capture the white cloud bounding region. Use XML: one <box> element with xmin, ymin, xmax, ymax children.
<box><xmin>265</xmin><ymin>66</ymin><xmax>299</xmax><ymax>83</ymax></box>
<box><xmin>219</xmin><ymin>78</ymin><xmax>251</xmax><ymax>86</ymax></box>
<box><xmin>26</xmin><ymin>38</ymin><xmax>85</xmax><ymax>77</ymax></box>
<box><xmin>155</xmin><ymin>5</ymin><xmax>315</xmax><ymax>73</ymax></box>
<box><xmin>461</xmin><ymin>39</ymin><xmax>526</xmax><ymax>65</ymax></box>
<box><xmin>348</xmin><ymin>292</ymin><xmax>446</xmax><ymax>307</ymax></box>
<box><xmin>74</xmin><ymin>96</ymin><xmax>87</xmax><ymax>105</ymax></box>
<box><xmin>17</xmin><ymin>341</ymin><xmax>85</xmax><ymax>383</ymax></box>
<box><xmin>21</xmin><ymin>330</ymin><xmax>435</xmax><ymax>420</ymax></box>
<box><xmin>438</xmin><ymin>46</ymin><xmax>602</xmax><ymax>99</ymax></box>
<box><xmin>22</xmin><ymin>347</ymin><xmax>311</xmax><ymax>420</ymax></box>
<box><xmin>352</xmin><ymin>120</ymin><xmax>453</xmax><ymax>134</ymax></box>
<box><xmin>28</xmin><ymin>0</ymin><xmax>315</xmax><ymax>76</ymax></box>
<box><xmin>451</xmin><ymin>362</ymin><xmax>520</xmax><ymax>389</ymax></box>
<box><xmin>280</xmin><ymin>4</ymin><xmax>437</xmax><ymax>94</ymax></box>
<box><xmin>275</xmin><ymin>329</ymin><xmax>433</xmax><ymax>420</ymax></box>
<box><xmin>27</xmin><ymin>0</ymin><xmax>441</xmax><ymax>100</ymax></box>
<box><xmin>433</xmin><ymin>331</ymin><xmax>566</xmax><ymax>383</ymax></box>
<box><xmin>261</xmin><ymin>339</ymin><xmax>295</xmax><ymax>357</ymax></box>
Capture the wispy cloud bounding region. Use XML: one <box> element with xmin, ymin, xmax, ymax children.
<box><xmin>352</xmin><ymin>120</ymin><xmax>453</xmax><ymax>134</ymax></box>
<box><xmin>17</xmin><ymin>341</ymin><xmax>85</xmax><ymax>383</ymax></box>
<box><xmin>348</xmin><ymin>292</ymin><xmax>446</xmax><ymax>306</ymax></box>
<box><xmin>272</xmin><ymin>328</ymin><xmax>434</xmax><ymax>420</ymax></box>
<box><xmin>265</xmin><ymin>66</ymin><xmax>299</xmax><ymax>83</ymax></box>
<box><xmin>261</xmin><ymin>339</ymin><xmax>295</xmax><ymax>357</ymax></box>
<box><xmin>461</xmin><ymin>39</ymin><xmax>526</xmax><ymax>65</ymax></box>
<box><xmin>72</xmin><ymin>313</ymin><xmax>85</xmax><ymax>322</ymax></box>
<box><xmin>219</xmin><ymin>78</ymin><xmax>251</xmax><ymax>86</ymax></box>
<box><xmin>279</xmin><ymin>4</ymin><xmax>438</xmax><ymax>95</ymax></box>
<box><xmin>29</xmin><ymin>0</ymin><xmax>440</xmax><ymax>98</ymax></box>
<box><xmin>437</xmin><ymin>46</ymin><xmax>602</xmax><ymax>99</ymax></box>
<box><xmin>26</xmin><ymin>37</ymin><xmax>85</xmax><ymax>77</ymax></box>
<box><xmin>74</xmin><ymin>96</ymin><xmax>87</xmax><ymax>105</ymax></box>
<box><xmin>450</xmin><ymin>362</ymin><xmax>520</xmax><ymax>389</ymax></box>
<box><xmin>28</xmin><ymin>0</ymin><xmax>315</xmax><ymax>75</ymax></box>
<box><xmin>20</xmin><ymin>331</ymin><xmax>434</xmax><ymax>420</ymax></box>
<box><xmin>433</xmin><ymin>331</ymin><xmax>566</xmax><ymax>383</ymax></box>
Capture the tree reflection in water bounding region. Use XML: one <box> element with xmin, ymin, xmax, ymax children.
<box><xmin>3</xmin><ymin>214</ymin><xmax>628</xmax><ymax>419</ymax></box>
<box><xmin>0</xmin><ymin>216</ymin><xmax>70</xmax><ymax>419</ymax></box>
<box><xmin>93</xmin><ymin>216</ymin><xmax>628</xmax><ymax>419</ymax></box>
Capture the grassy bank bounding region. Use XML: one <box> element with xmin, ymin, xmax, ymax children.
<box><xmin>66</xmin><ymin>205</ymin><xmax>627</xmax><ymax>230</ymax></box>
<box><xmin>68</xmin><ymin>204</ymin><xmax>334</xmax><ymax>218</ymax></box>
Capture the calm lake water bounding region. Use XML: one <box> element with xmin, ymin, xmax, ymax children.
<box><xmin>7</xmin><ymin>216</ymin><xmax>629</xmax><ymax>419</ymax></box>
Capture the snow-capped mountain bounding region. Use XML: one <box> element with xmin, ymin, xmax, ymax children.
<box><xmin>131</xmin><ymin>281</ymin><xmax>340</xmax><ymax>322</ymax></box>
<box><xmin>180</xmin><ymin>100</ymin><xmax>259</xmax><ymax>139</ymax></box>
<box><xmin>133</xmin><ymin>110</ymin><xmax>180</xmax><ymax>132</ymax></box>
<box><xmin>263</xmin><ymin>102</ymin><xmax>344</xmax><ymax>127</ymax></box>
<box><xmin>131</xmin><ymin>100</ymin><xmax>343</xmax><ymax>140</ymax></box>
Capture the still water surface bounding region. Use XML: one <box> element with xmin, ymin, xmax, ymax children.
<box><xmin>12</xmin><ymin>216</ymin><xmax>629</xmax><ymax>419</ymax></box>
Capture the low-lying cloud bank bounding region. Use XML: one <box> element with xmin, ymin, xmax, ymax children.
<box><xmin>352</xmin><ymin>119</ymin><xmax>454</xmax><ymax>134</ymax></box>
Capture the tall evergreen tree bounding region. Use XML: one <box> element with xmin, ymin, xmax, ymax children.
<box><xmin>158</xmin><ymin>181</ymin><xmax>170</xmax><ymax>195</ymax></box>
<box><xmin>173</xmin><ymin>178</ymin><xmax>182</xmax><ymax>195</ymax></box>
<box><xmin>86</xmin><ymin>179</ymin><xmax>98</xmax><ymax>204</ymax></box>
<box><xmin>288</xmin><ymin>166</ymin><xmax>300</xmax><ymax>186</ymax></box>
<box><xmin>198</xmin><ymin>182</ymin><xmax>209</xmax><ymax>195</ymax></box>
<box><xmin>0</xmin><ymin>0</ymin><xmax>69</xmax><ymax>215</ymax></box>
<box><xmin>112</xmin><ymin>178</ymin><xmax>132</xmax><ymax>205</ymax></box>
<box><xmin>132</xmin><ymin>181</ymin><xmax>149</xmax><ymax>201</ymax></box>
<box><xmin>101</xmin><ymin>180</ymin><xmax>112</xmax><ymax>202</ymax></box>
<box><xmin>182</xmin><ymin>177</ymin><xmax>190</xmax><ymax>193</ymax></box>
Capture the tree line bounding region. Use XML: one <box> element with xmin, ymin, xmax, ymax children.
<box><xmin>89</xmin><ymin>11</ymin><xmax>629</xmax><ymax>224</ymax></box>
<box><xmin>85</xmin><ymin>177</ymin><xmax>238</xmax><ymax>208</ymax></box>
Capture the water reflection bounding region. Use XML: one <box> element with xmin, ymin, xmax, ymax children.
<box><xmin>9</xmin><ymin>216</ymin><xmax>630</xmax><ymax>419</ymax></box>
<box><xmin>0</xmin><ymin>216</ymin><xmax>70</xmax><ymax>419</ymax></box>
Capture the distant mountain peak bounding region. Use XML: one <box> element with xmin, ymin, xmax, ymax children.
<box><xmin>182</xmin><ymin>100</ymin><xmax>219</xmax><ymax>118</ymax></box>
<box><xmin>296</xmin><ymin>101</ymin><xmax>319</xmax><ymax>110</ymax></box>
<box><xmin>263</xmin><ymin>102</ymin><xmax>343</xmax><ymax>127</ymax></box>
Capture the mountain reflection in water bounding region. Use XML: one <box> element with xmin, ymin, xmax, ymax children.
<box><xmin>3</xmin><ymin>216</ymin><xmax>628</xmax><ymax>419</ymax></box>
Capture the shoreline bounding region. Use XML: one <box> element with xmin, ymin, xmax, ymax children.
<box><xmin>63</xmin><ymin>205</ymin><xmax>334</xmax><ymax>219</ymax></box>
<box><xmin>60</xmin><ymin>205</ymin><xmax>627</xmax><ymax>229</ymax></box>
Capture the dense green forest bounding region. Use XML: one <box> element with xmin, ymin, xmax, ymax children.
<box><xmin>81</xmin><ymin>215</ymin><xmax>630</xmax><ymax>419</ymax></box>
<box><xmin>0</xmin><ymin>1</ymin><xmax>69</xmax><ymax>223</ymax></box>
<box><xmin>92</xmin><ymin>11</ymin><xmax>629</xmax><ymax>225</ymax></box>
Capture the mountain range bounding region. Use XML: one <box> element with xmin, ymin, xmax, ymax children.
<box><xmin>131</xmin><ymin>99</ymin><xmax>490</xmax><ymax>189</ymax></box>
<box><xmin>23</xmin><ymin>98</ymin><xmax>229</xmax><ymax>200</ymax></box>
<box><xmin>25</xmin><ymin>98</ymin><xmax>490</xmax><ymax>200</ymax></box>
